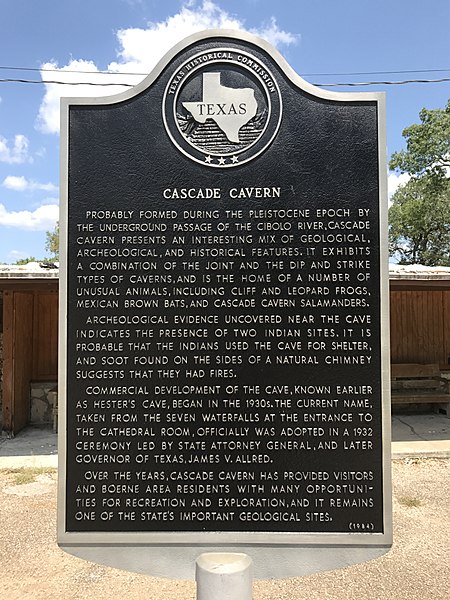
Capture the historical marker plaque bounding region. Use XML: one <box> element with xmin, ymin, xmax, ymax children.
<box><xmin>58</xmin><ymin>30</ymin><xmax>391</xmax><ymax>576</ymax></box>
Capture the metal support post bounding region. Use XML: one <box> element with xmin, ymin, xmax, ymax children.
<box><xmin>196</xmin><ymin>553</ymin><xmax>253</xmax><ymax>600</ymax></box>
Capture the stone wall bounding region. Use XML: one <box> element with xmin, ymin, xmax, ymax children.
<box><xmin>30</xmin><ymin>382</ymin><xmax>57</xmax><ymax>426</ymax></box>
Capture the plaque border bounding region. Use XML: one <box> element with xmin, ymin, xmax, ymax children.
<box><xmin>58</xmin><ymin>29</ymin><xmax>391</xmax><ymax>555</ymax></box>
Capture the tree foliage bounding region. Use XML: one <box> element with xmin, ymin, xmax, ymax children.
<box><xmin>45</xmin><ymin>222</ymin><xmax>59</xmax><ymax>260</ymax></box>
<box><xmin>15</xmin><ymin>256</ymin><xmax>39</xmax><ymax>265</ymax></box>
<box><xmin>389</xmin><ymin>177</ymin><xmax>450</xmax><ymax>265</ymax></box>
<box><xmin>390</xmin><ymin>99</ymin><xmax>450</xmax><ymax>178</ymax></box>
<box><xmin>389</xmin><ymin>99</ymin><xmax>450</xmax><ymax>265</ymax></box>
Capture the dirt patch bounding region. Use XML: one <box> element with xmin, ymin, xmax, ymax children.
<box><xmin>0</xmin><ymin>459</ymin><xmax>449</xmax><ymax>599</ymax></box>
<box><xmin>4</xmin><ymin>471</ymin><xmax>56</xmax><ymax>497</ymax></box>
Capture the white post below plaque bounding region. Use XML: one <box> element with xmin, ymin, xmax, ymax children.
<box><xmin>196</xmin><ymin>553</ymin><xmax>253</xmax><ymax>600</ymax></box>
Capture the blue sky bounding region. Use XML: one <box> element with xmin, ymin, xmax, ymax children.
<box><xmin>0</xmin><ymin>0</ymin><xmax>449</xmax><ymax>263</ymax></box>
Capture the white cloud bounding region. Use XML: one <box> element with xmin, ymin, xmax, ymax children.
<box><xmin>37</xmin><ymin>0</ymin><xmax>298</xmax><ymax>134</ymax></box>
<box><xmin>7</xmin><ymin>249</ymin><xmax>33</xmax><ymax>262</ymax></box>
<box><xmin>250</xmin><ymin>16</ymin><xmax>298</xmax><ymax>48</ymax></box>
<box><xmin>2</xmin><ymin>175</ymin><xmax>58</xmax><ymax>193</ymax></box>
<box><xmin>0</xmin><ymin>202</ymin><xmax>59</xmax><ymax>230</ymax></box>
<box><xmin>388</xmin><ymin>171</ymin><xmax>410</xmax><ymax>202</ymax></box>
<box><xmin>36</xmin><ymin>60</ymin><xmax>130</xmax><ymax>134</ymax></box>
<box><xmin>108</xmin><ymin>0</ymin><xmax>296</xmax><ymax>73</ymax></box>
<box><xmin>0</xmin><ymin>134</ymin><xmax>31</xmax><ymax>164</ymax></box>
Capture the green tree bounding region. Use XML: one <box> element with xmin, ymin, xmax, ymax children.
<box><xmin>390</xmin><ymin>99</ymin><xmax>450</xmax><ymax>178</ymax></box>
<box><xmin>389</xmin><ymin>177</ymin><xmax>450</xmax><ymax>265</ymax></box>
<box><xmin>15</xmin><ymin>256</ymin><xmax>38</xmax><ymax>265</ymax></box>
<box><xmin>45</xmin><ymin>222</ymin><xmax>59</xmax><ymax>260</ymax></box>
<box><xmin>389</xmin><ymin>99</ymin><xmax>450</xmax><ymax>265</ymax></box>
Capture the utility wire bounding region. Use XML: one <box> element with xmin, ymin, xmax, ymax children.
<box><xmin>1</xmin><ymin>76</ymin><xmax>450</xmax><ymax>87</ymax></box>
<box><xmin>1</xmin><ymin>64</ymin><xmax>450</xmax><ymax>77</ymax></box>
<box><xmin>0</xmin><ymin>78</ymin><xmax>133</xmax><ymax>87</ymax></box>
<box><xmin>315</xmin><ymin>78</ymin><xmax>450</xmax><ymax>87</ymax></box>
<box><xmin>308</xmin><ymin>69</ymin><xmax>450</xmax><ymax>76</ymax></box>
<box><xmin>1</xmin><ymin>64</ymin><xmax>450</xmax><ymax>87</ymax></box>
<box><xmin>0</xmin><ymin>65</ymin><xmax>144</xmax><ymax>76</ymax></box>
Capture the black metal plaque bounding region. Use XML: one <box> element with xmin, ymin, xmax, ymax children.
<box><xmin>60</xmin><ymin>32</ymin><xmax>390</xmax><ymax>545</ymax></box>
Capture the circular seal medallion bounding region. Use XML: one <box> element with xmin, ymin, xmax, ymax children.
<box><xmin>163</xmin><ymin>48</ymin><xmax>282</xmax><ymax>168</ymax></box>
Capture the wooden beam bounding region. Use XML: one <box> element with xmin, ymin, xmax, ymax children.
<box><xmin>2</xmin><ymin>291</ymin><xmax>13</xmax><ymax>432</ymax></box>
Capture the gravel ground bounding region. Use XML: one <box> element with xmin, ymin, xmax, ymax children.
<box><xmin>0</xmin><ymin>458</ymin><xmax>449</xmax><ymax>599</ymax></box>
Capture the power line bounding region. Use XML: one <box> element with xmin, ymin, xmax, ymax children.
<box><xmin>1</xmin><ymin>64</ymin><xmax>450</xmax><ymax>88</ymax></box>
<box><xmin>1</xmin><ymin>76</ymin><xmax>450</xmax><ymax>88</ymax></box>
<box><xmin>0</xmin><ymin>78</ymin><xmax>132</xmax><ymax>87</ymax></box>
<box><xmin>1</xmin><ymin>64</ymin><xmax>450</xmax><ymax>77</ymax></box>
<box><xmin>306</xmin><ymin>68</ymin><xmax>450</xmax><ymax>76</ymax></box>
<box><xmin>0</xmin><ymin>65</ymin><xmax>145</xmax><ymax>77</ymax></box>
<box><xmin>315</xmin><ymin>78</ymin><xmax>450</xmax><ymax>87</ymax></box>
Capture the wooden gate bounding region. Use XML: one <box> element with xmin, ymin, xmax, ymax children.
<box><xmin>2</xmin><ymin>288</ymin><xmax>58</xmax><ymax>435</ymax></box>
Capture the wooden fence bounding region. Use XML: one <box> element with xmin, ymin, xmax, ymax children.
<box><xmin>390</xmin><ymin>288</ymin><xmax>450</xmax><ymax>370</ymax></box>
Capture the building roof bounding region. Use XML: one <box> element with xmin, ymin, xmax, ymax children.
<box><xmin>0</xmin><ymin>262</ymin><xmax>59</xmax><ymax>280</ymax></box>
<box><xmin>0</xmin><ymin>262</ymin><xmax>449</xmax><ymax>282</ymax></box>
<box><xmin>389</xmin><ymin>263</ymin><xmax>450</xmax><ymax>280</ymax></box>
